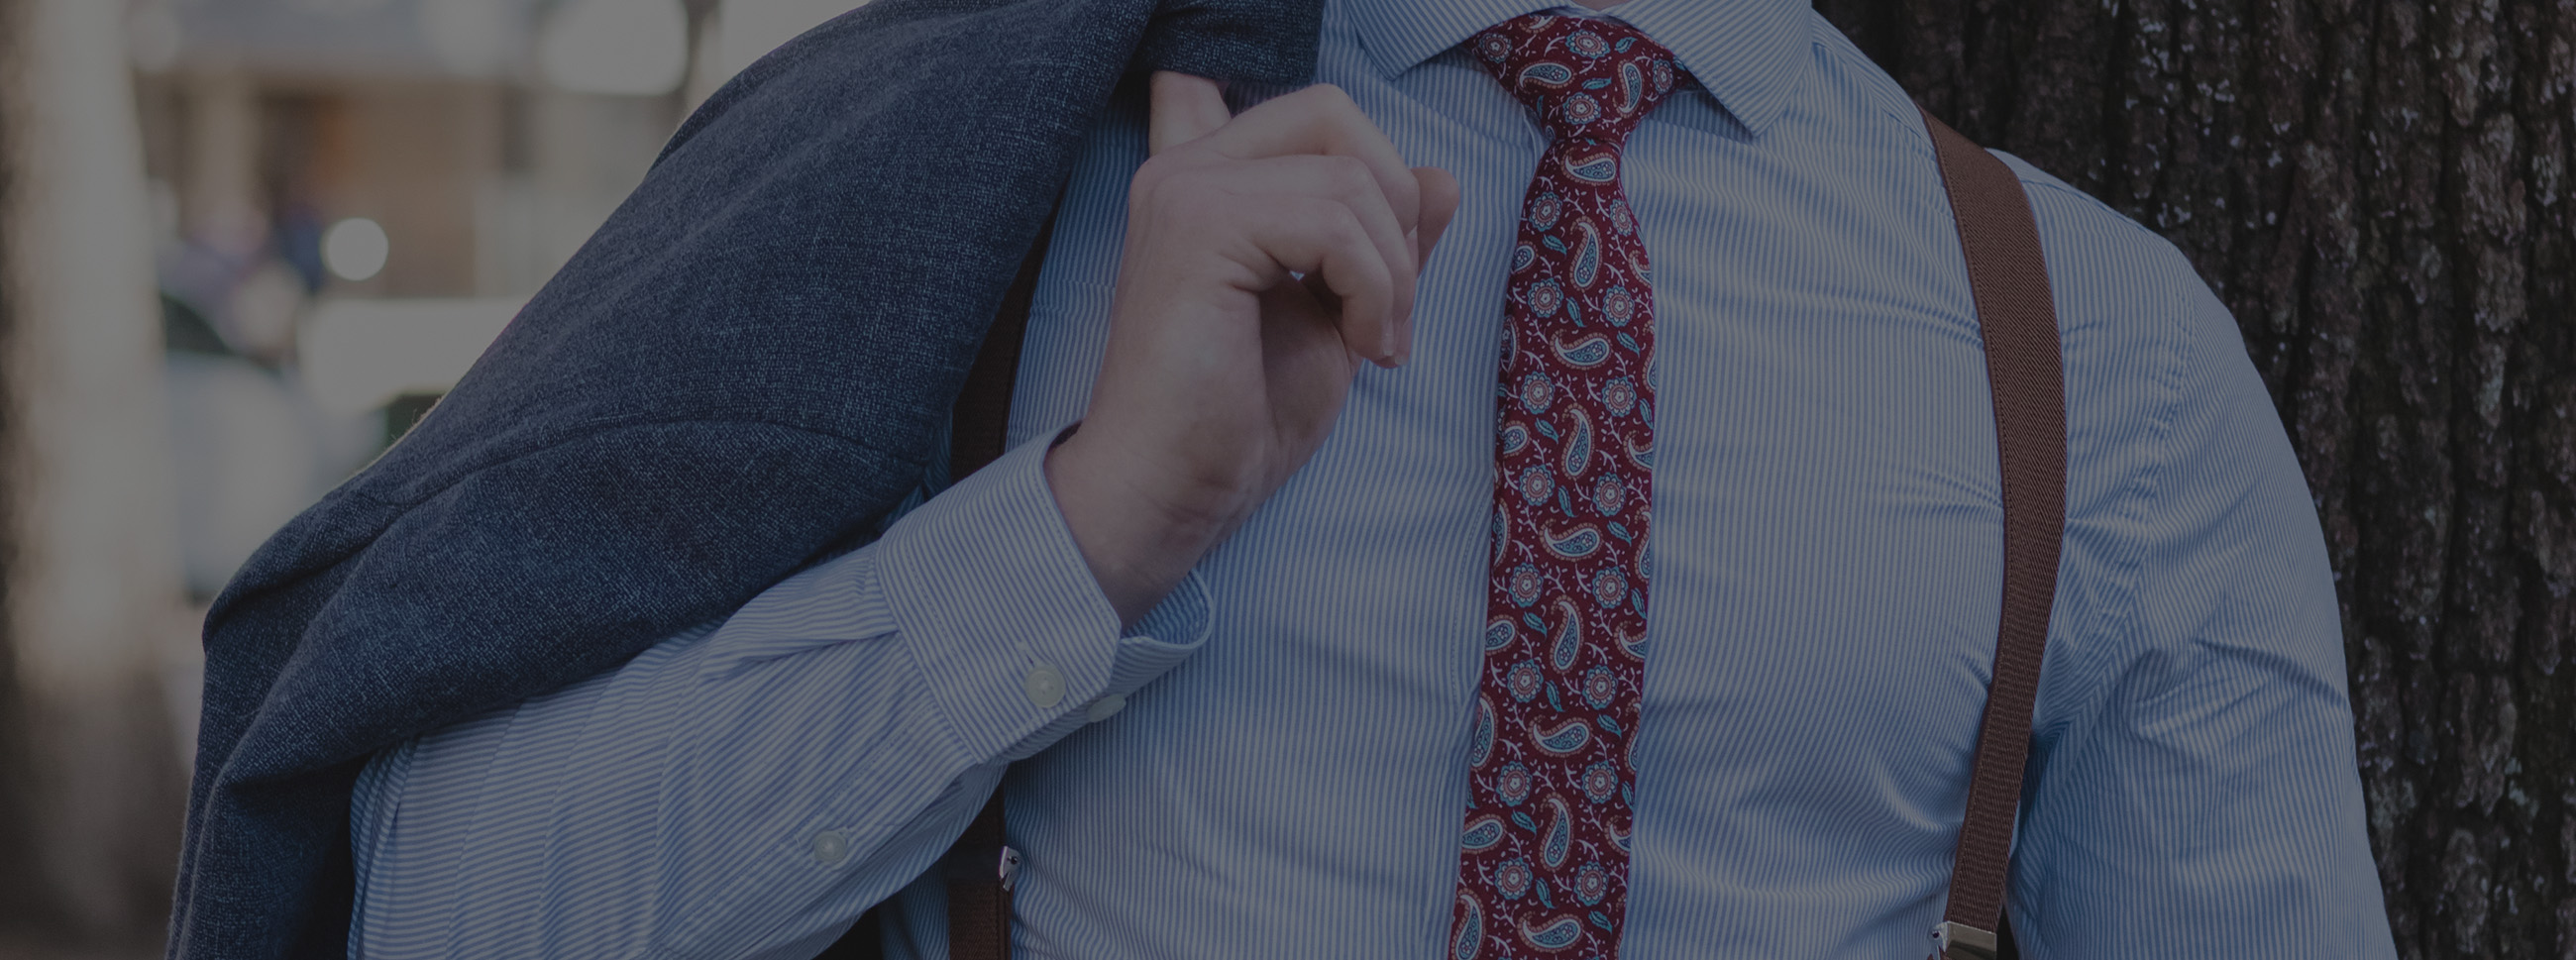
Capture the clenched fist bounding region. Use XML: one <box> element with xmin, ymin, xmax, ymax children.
<box><xmin>1044</xmin><ymin>72</ymin><xmax>1461</xmax><ymax>623</ymax></box>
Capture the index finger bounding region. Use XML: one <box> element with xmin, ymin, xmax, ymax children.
<box><xmin>1189</xmin><ymin>84</ymin><xmax>1424</xmax><ymax>237</ymax></box>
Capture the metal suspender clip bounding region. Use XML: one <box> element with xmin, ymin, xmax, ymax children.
<box><xmin>1932</xmin><ymin>921</ymin><xmax>1998</xmax><ymax>960</ymax></box>
<box><xmin>996</xmin><ymin>845</ymin><xmax>1022</xmax><ymax>893</ymax></box>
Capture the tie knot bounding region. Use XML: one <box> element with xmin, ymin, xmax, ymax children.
<box><xmin>1473</xmin><ymin>13</ymin><xmax>1684</xmax><ymax>143</ymax></box>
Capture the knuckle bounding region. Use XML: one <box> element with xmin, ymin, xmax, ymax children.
<box><xmin>1321</xmin><ymin>155</ymin><xmax>1376</xmax><ymax>195</ymax></box>
<box><xmin>1317</xmin><ymin>200</ymin><xmax>1366</xmax><ymax>240</ymax></box>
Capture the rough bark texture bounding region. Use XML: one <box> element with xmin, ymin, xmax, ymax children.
<box><xmin>1811</xmin><ymin>0</ymin><xmax>2576</xmax><ymax>955</ymax></box>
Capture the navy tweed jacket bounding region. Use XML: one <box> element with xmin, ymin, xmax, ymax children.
<box><xmin>168</xmin><ymin>2</ymin><xmax>1321</xmax><ymax>956</ymax></box>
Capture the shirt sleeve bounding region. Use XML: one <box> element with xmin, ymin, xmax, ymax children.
<box><xmin>2005</xmin><ymin>265</ymin><xmax>2397</xmax><ymax>957</ymax></box>
<box><xmin>345</xmin><ymin>431</ymin><xmax>1213</xmax><ymax>960</ymax></box>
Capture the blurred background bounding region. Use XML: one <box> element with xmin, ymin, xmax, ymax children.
<box><xmin>0</xmin><ymin>0</ymin><xmax>870</xmax><ymax>954</ymax></box>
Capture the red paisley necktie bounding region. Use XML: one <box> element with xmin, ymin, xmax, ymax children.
<box><xmin>1452</xmin><ymin>14</ymin><xmax>1684</xmax><ymax>960</ymax></box>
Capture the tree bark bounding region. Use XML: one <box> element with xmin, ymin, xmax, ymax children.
<box><xmin>1811</xmin><ymin>0</ymin><xmax>2576</xmax><ymax>955</ymax></box>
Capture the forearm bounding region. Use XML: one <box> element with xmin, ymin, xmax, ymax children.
<box><xmin>348</xmin><ymin>435</ymin><xmax>1213</xmax><ymax>958</ymax></box>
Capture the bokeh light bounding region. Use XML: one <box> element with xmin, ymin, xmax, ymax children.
<box><xmin>323</xmin><ymin>217</ymin><xmax>389</xmax><ymax>282</ymax></box>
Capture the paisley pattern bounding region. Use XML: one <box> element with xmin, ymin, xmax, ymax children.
<box><xmin>1519</xmin><ymin>62</ymin><xmax>1574</xmax><ymax>88</ymax></box>
<box><xmin>1560</xmin><ymin>152</ymin><xmax>1619</xmax><ymax>184</ymax></box>
<box><xmin>1520</xmin><ymin>914</ymin><xmax>1584</xmax><ymax>953</ymax></box>
<box><xmin>1471</xmin><ymin>695</ymin><xmax>1499</xmax><ymax>765</ymax></box>
<box><xmin>1570</xmin><ymin>221</ymin><xmax>1602</xmax><ymax>287</ymax></box>
<box><xmin>1548</xmin><ymin>598</ymin><xmax>1583</xmax><ymax>669</ymax></box>
<box><xmin>1454</xmin><ymin>896</ymin><xmax>1485</xmax><ymax>960</ymax></box>
<box><xmin>1456</xmin><ymin>14</ymin><xmax>1682</xmax><ymax>960</ymax></box>
<box><xmin>1538</xmin><ymin>795</ymin><xmax>1574</xmax><ymax>869</ymax></box>
<box><xmin>1532</xmin><ymin>719</ymin><xmax>1592</xmax><ymax>756</ymax></box>
<box><xmin>1543</xmin><ymin>523</ymin><xmax>1601</xmax><ymax>562</ymax></box>
<box><xmin>1552</xmin><ymin>332</ymin><xmax>1612</xmax><ymax>369</ymax></box>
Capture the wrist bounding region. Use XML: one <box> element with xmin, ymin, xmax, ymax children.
<box><xmin>1042</xmin><ymin>429</ymin><xmax>1235</xmax><ymax>625</ymax></box>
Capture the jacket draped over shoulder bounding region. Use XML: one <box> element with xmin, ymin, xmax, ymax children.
<box><xmin>169</xmin><ymin>2</ymin><xmax>1321</xmax><ymax>956</ymax></box>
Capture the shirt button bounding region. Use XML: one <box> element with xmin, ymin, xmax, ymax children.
<box><xmin>811</xmin><ymin>829</ymin><xmax>849</xmax><ymax>865</ymax></box>
<box><xmin>1022</xmin><ymin>663</ymin><xmax>1066</xmax><ymax>708</ymax></box>
<box><xmin>1084</xmin><ymin>694</ymin><xmax>1127</xmax><ymax>722</ymax></box>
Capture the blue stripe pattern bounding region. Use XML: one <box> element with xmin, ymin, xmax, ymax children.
<box><xmin>348</xmin><ymin>1</ymin><xmax>2397</xmax><ymax>957</ymax></box>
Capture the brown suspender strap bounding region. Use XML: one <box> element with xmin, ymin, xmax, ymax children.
<box><xmin>939</xmin><ymin>209</ymin><xmax>1054</xmax><ymax>960</ymax></box>
<box><xmin>1918</xmin><ymin>107</ymin><xmax>2067</xmax><ymax>960</ymax></box>
<box><xmin>943</xmin><ymin>793</ymin><xmax>1015</xmax><ymax>960</ymax></box>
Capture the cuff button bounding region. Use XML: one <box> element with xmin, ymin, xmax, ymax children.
<box><xmin>1022</xmin><ymin>663</ymin><xmax>1067</xmax><ymax>709</ymax></box>
<box><xmin>811</xmin><ymin>829</ymin><xmax>850</xmax><ymax>865</ymax></box>
<box><xmin>1084</xmin><ymin>694</ymin><xmax>1127</xmax><ymax>722</ymax></box>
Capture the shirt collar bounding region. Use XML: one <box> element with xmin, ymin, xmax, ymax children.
<box><xmin>1342</xmin><ymin>0</ymin><xmax>1812</xmax><ymax>138</ymax></box>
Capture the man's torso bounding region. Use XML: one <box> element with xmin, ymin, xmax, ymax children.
<box><xmin>882</xmin><ymin>1</ymin><xmax>2187</xmax><ymax>955</ymax></box>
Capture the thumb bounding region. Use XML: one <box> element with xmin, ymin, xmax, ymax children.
<box><xmin>1148</xmin><ymin>71</ymin><xmax>1232</xmax><ymax>155</ymax></box>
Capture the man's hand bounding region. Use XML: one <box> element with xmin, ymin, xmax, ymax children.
<box><xmin>1044</xmin><ymin>72</ymin><xmax>1461</xmax><ymax>624</ymax></box>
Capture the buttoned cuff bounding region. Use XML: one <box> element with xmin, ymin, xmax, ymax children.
<box><xmin>874</xmin><ymin>432</ymin><xmax>1211</xmax><ymax>763</ymax></box>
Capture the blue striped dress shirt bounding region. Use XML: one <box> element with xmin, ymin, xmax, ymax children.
<box><xmin>345</xmin><ymin>0</ymin><xmax>2399</xmax><ymax>956</ymax></box>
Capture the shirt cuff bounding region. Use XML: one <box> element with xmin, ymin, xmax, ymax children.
<box><xmin>873</xmin><ymin>431</ymin><xmax>1212</xmax><ymax>762</ymax></box>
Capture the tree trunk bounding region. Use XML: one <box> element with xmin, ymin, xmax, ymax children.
<box><xmin>1810</xmin><ymin>0</ymin><xmax>2576</xmax><ymax>955</ymax></box>
<box><xmin>0</xmin><ymin>0</ymin><xmax>190</xmax><ymax>949</ymax></box>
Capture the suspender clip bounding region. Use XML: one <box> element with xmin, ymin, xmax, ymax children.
<box><xmin>996</xmin><ymin>845</ymin><xmax>1022</xmax><ymax>893</ymax></box>
<box><xmin>1932</xmin><ymin>921</ymin><xmax>1997</xmax><ymax>960</ymax></box>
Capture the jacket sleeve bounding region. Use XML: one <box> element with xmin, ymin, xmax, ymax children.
<box><xmin>344</xmin><ymin>432</ymin><xmax>1212</xmax><ymax>960</ymax></box>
